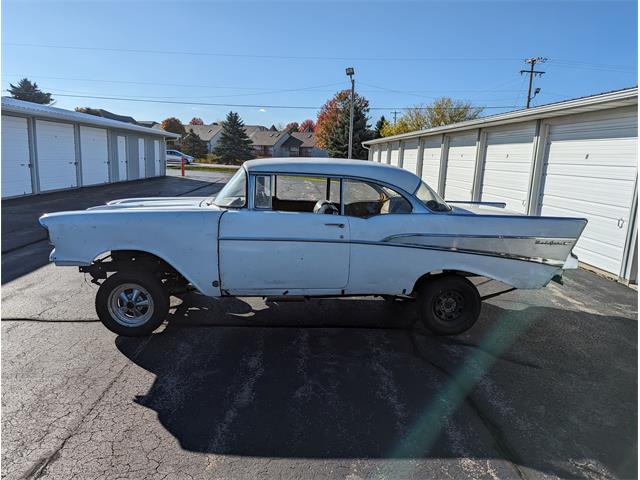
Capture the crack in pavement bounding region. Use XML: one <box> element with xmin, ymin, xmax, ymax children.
<box><xmin>406</xmin><ymin>331</ymin><xmax>530</xmax><ymax>480</ymax></box>
<box><xmin>20</xmin><ymin>336</ymin><xmax>154</xmax><ymax>480</ymax></box>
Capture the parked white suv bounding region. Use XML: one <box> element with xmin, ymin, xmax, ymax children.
<box><xmin>166</xmin><ymin>149</ymin><xmax>194</xmax><ymax>164</ymax></box>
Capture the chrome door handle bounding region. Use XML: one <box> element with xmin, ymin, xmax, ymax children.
<box><xmin>325</xmin><ymin>223</ymin><xmax>345</xmax><ymax>228</ymax></box>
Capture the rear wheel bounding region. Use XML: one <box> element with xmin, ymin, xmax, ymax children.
<box><xmin>96</xmin><ymin>272</ymin><xmax>169</xmax><ymax>336</ymax></box>
<box><xmin>417</xmin><ymin>274</ymin><xmax>481</xmax><ymax>335</ymax></box>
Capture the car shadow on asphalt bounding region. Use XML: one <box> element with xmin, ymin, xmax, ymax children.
<box><xmin>115</xmin><ymin>294</ymin><xmax>637</xmax><ymax>479</ymax></box>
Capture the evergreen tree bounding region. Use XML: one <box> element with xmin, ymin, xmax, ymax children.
<box><xmin>181</xmin><ymin>129</ymin><xmax>209</xmax><ymax>159</ymax></box>
<box><xmin>8</xmin><ymin>78</ymin><xmax>53</xmax><ymax>104</ymax></box>
<box><xmin>374</xmin><ymin>115</ymin><xmax>387</xmax><ymax>138</ymax></box>
<box><xmin>316</xmin><ymin>90</ymin><xmax>373</xmax><ymax>159</ymax></box>
<box><xmin>213</xmin><ymin>111</ymin><xmax>254</xmax><ymax>164</ymax></box>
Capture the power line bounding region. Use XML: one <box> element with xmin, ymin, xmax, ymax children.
<box><xmin>4</xmin><ymin>43</ymin><xmax>635</xmax><ymax>71</ymax></box>
<box><xmin>3</xmin><ymin>73</ymin><xmax>530</xmax><ymax>96</ymax></box>
<box><xmin>2</xmin><ymin>42</ymin><xmax>524</xmax><ymax>62</ymax></box>
<box><xmin>44</xmin><ymin>92</ymin><xmax>520</xmax><ymax>110</ymax></box>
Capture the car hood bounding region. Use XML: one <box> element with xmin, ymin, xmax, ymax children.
<box><xmin>86</xmin><ymin>197</ymin><xmax>213</xmax><ymax>210</ymax></box>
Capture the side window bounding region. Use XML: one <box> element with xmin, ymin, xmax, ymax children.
<box><xmin>271</xmin><ymin>175</ymin><xmax>341</xmax><ymax>214</ymax></box>
<box><xmin>343</xmin><ymin>179</ymin><xmax>412</xmax><ymax>218</ymax></box>
<box><xmin>254</xmin><ymin>175</ymin><xmax>272</xmax><ymax>209</ymax></box>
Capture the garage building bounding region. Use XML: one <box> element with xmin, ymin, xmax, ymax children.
<box><xmin>363</xmin><ymin>88</ymin><xmax>638</xmax><ymax>284</ymax></box>
<box><xmin>2</xmin><ymin>97</ymin><xmax>180</xmax><ymax>199</ymax></box>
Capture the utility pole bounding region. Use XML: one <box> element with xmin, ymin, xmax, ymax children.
<box><xmin>520</xmin><ymin>57</ymin><xmax>547</xmax><ymax>108</ymax></box>
<box><xmin>391</xmin><ymin>110</ymin><xmax>401</xmax><ymax>124</ymax></box>
<box><xmin>346</xmin><ymin>67</ymin><xmax>355</xmax><ymax>159</ymax></box>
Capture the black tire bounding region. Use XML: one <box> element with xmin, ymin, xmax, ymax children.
<box><xmin>417</xmin><ymin>274</ymin><xmax>481</xmax><ymax>335</ymax></box>
<box><xmin>96</xmin><ymin>271</ymin><xmax>169</xmax><ymax>337</ymax></box>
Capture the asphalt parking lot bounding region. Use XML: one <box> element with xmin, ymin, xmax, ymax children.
<box><xmin>2</xmin><ymin>169</ymin><xmax>637</xmax><ymax>480</ymax></box>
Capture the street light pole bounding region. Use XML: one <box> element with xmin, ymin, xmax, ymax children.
<box><xmin>346</xmin><ymin>67</ymin><xmax>355</xmax><ymax>159</ymax></box>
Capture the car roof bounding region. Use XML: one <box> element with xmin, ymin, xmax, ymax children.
<box><xmin>244</xmin><ymin>158</ymin><xmax>422</xmax><ymax>193</ymax></box>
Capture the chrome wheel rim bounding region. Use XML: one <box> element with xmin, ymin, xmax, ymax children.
<box><xmin>107</xmin><ymin>283</ymin><xmax>154</xmax><ymax>327</ymax></box>
<box><xmin>433</xmin><ymin>290</ymin><xmax>465</xmax><ymax>322</ymax></box>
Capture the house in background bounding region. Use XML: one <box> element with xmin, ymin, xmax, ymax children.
<box><xmin>282</xmin><ymin>131</ymin><xmax>327</xmax><ymax>157</ymax></box>
<box><xmin>183</xmin><ymin>124</ymin><xmax>223</xmax><ymax>152</ymax></box>
<box><xmin>176</xmin><ymin>123</ymin><xmax>327</xmax><ymax>157</ymax></box>
<box><xmin>248</xmin><ymin>130</ymin><xmax>289</xmax><ymax>157</ymax></box>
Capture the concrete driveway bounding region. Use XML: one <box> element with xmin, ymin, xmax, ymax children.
<box><xmin>1</xmin><ymin>170</ymin><xmax>637</xmax><ymax>479</ymax></box>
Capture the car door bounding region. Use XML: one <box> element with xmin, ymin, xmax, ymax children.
<box><xmin>341</xmin><ymin>178</ymin><xmax>415</xmax><ymax>295</ymax></box>
<box><xmin>218</xmin><ymin>173</ymin><xmax>350</xmax><ymax>294</ymax></box>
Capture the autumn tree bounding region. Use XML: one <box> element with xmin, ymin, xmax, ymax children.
<box><xmin>8</xmin><ymin>78</ymin><xmax>53</xmax><ymax>104</ymax></box>
<box><xmin>382</xmin><ymin>98</ymin><xmax>483</xmax><ymax>136</ymax></box>
<box><xmin>160</xmin><ymin>117</ymin><xmax>186</xmax><ymax>135</ymax></box>
<box><xmin>213</xmin><ymin>111</ymin><xmax>254</xmax><ymax>164</ymax></box>
<box><xmin>299</xmin><ymin>119</ymin><xmax>316</xmax><ymax>132</ymax></box>
<box><xmin>285</xmin><ymin>122</ymin><xmax>299</xmax><ymax>133</ymax></box>
<box><xmin>189</xmin><ymin>117</ymin><xmax>204</xmax><ymax>125</ymax></box>
<box><xmin>315</xmin><ymin>90</ymin><xmax>372</xmax><ymax>159</ymax></box>
<box><xmin>75</xmin><ymin>107</ymin><xmax>102</xmax><ymax>116</ymax></box>
<box><xmin>181</xmin><ymin>128</ymin><xmax>209</xmax><ymax>159</ymax></box>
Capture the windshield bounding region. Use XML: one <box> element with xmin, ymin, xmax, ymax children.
<box><xmin>212</xmin><ymin>168</ymin><xmax>247</xmax><ymax>208</ymax></box>
<box><xmin>415</xmin><ymin>181</ymin><xmax>451</xmax><ymax>212</ymax></box>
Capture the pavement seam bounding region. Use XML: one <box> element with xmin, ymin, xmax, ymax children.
<box><xmin>21</xmin><ymin>336</ymin><xmax>154</xmax><ymax>480</ymax></box>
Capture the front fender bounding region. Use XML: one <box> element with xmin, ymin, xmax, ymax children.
<box><xmin>40</xmin><ymin>209</ymin><xmax>222</xmax><ymax>297</ymax></box>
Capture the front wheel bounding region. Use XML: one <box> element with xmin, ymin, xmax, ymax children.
<box><xmin>417</xmin><ymin>274</ymin><xmax>481</xmax><ymax>335</ymax></box>
<box><xmin>96</xmin><ymin>272</ymin><xmax>169</xmax><ymax>336</ymax></box>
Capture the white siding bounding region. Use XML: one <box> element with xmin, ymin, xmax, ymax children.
<box><xmin>117</xmin><ymin>136</ymin><xmax>127</xmax><ymax>181</ymax></box>
<box><xmin>421</xmin><ymin>136</ymin><xmax>441</xmax><ymax>190</ymax></box>
<box><xmin>137</xmin><ymin>138</ymin><xmax>145</xmax><ymax>179</ymax></box>
<box><xmin>80</xmin><ymin>126</ymin><xmax>109</xmax><ymax>186</ymax></box>
<box><xmin>154</xmin><ymin>140</ymin><xmax>161</xmax><ymax>176</ymax></box>
<box><xmin>539</xmin><ymin>111</ymin><xmax>638</xmax><ymax>276</ymax></box>
<box><xmin>401</xmin><ymin>139</ymin><xmax>420</xmax><ymax>175</ymax></box>
<box><xmin>480</xmin><ymin>123</ymin><xmax>536</xmax><ymax>213</ymax></box>
<box><xmin>389</xmin><ymin>143</ymin><xmax>400</xmax><ymax>166</ymax></box>
<box><xmin>2</xmin><ymin>115</ymin><xmax>32</xmax><ymax>197</ymax></box>
<box><xmin>444</xmin><ymin>131</ymin><xmax>477</xmax><ymax>201</ymax></box>
<box><xmin>36</xmin><ymin>120</ymin><xmax>77</xmax><ymax>191</ymax></box>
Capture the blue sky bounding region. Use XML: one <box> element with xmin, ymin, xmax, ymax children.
<box><xmin>2</xmin><ymin>0</ymin><xmax>637</xmax><ymax>127</ymax></box>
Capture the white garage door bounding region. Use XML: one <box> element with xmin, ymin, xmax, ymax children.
<box><xmin>80</xmin><ymin>126</ymin><xmax>109</xmax><ymax>186</ymax></box>
<box><xmin>539</xmin><ymin>111</ymin><xmax>638</xmax><ymax>276</ymax></box>
<box><xmin>377</xmin><ymin>146</ymin><xmax>383</xmax><ymax>163</ymax></box>
<box><xmin>444</xmin><ymin>131</ymin><xmax>477</xmax><ymax>201</ymax></box>
<box><xmin>154</xmin><ymin>140</ymin><xmax>161</xmax><ymax>176</ymax></box>
<box><xmin>480</xmin><ymin>123</ymin><xmax>535</xmax><ymax>213</ymax></box>
<box><xmin>421</xmin><ymin>136</ymin><xmax>442</xmax><ymax>191</ymax></box>
<box><xmin>36</xmin><ymin>120</ymin><xmax>77</xmax><ymax>191</ymax></box>
<box><xmin>117</xmin><ymin>136</ymin><xmax>127</xmax><ymax>181</ymax></box>
<box><xmin>137</xmin><ymin>138</ymin><xmax>145</xmax><ymax>178</ymax></box>
<box><xmin>389</xmin><ymin>143</ymin><xmax>400</xmax><ymax>167</ymax></box>
<box><xmin>401</xmin><ymin>139</ymin><xmax>420</xmax><ymax>175</ymax></box>
<box><xmin>2</xmin><ymin>115</ymin><xmax>32</xmax><ymax>197</ymax></box>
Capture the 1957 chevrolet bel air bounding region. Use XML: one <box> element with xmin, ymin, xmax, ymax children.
<box><xmin>39</xmin><ymin>158</ymin><xmax>587</xmax><ymax>337</ymax></box>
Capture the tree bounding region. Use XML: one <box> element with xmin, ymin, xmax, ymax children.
<box><xmin>160</xmin><ymin>117</ymin><xmax>186</xmax><ymax>135</ymax></box>
<box><xmin>299</xmin><ymin>119</ymin><xmax>316</xmax><ymax>132</ymax></box>
<box><xmin>189</xmin><ymin>117</ymin><xmax>204</xmax><ymax>125</ymax></box>
<box><xmin>315</xmin><ymin>90</ymin><xmax>373</xmax><ymax>159</ymax></box>
<box><xmin>181</xmin><ymin>128</ymin><xmax>209</xmax><ymax>159</ymax></box>
<box><xmin>374</xmin><ymin>115</ymin><xmax>387</xmax><ymax>138</ymax></box>
<box><xmin>381</xmin><ymin>97</ymin><xmax>484</xmax><ymax>137</ymax></box>
<box><xmin>75</xmin><ymin>107</ymin><xmax>102</xmax><ymax>116</ymax></box>
<box><xmin>8</xmin><ymin>78</ymin><xmax>53</xmax><ymax>104</ymax></box>
<box><xmin>285</xmin><ymin>122</ymin><xmax>299</xmax><ymax>133</ymax></box>
<box><xmin>213</xmin><ymin>111</ymin><xmax>254</xmax><ymax>164</ymax></box>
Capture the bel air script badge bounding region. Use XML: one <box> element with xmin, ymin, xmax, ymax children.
<box><xmin>535</xmin><ymin>239</ymin><xmax>573</xmax><ymax>246</ymax></box>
